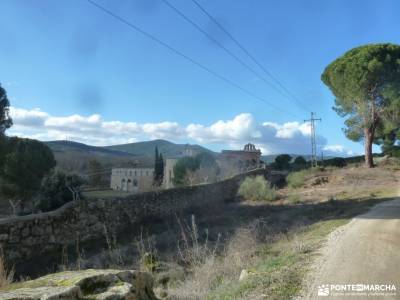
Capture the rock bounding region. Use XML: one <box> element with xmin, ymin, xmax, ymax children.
<box><xmin>311</xmin><ymin>176</ymin><xmax>329</xmax><ymax>186</ymax></box>
<box><xmin>0</xmin><ymin>269</ymin><xmax>159</xmax><ymax>300</ymax></box>
<box><xmin>239</xmin><ymin>269</ymin><xmax>249</xmax><ymax>281</ymax></box>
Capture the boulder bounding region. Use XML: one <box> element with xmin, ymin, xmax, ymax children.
<box><xmin>0</xmin><ymin>269</ymin><xmax>159</xmax><ymax>300</ymax></box>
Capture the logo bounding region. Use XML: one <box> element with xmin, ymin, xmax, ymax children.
<box><xmin>318</xmin><ymin>285</ymin><xmax>330</xmax><ymax>296</ymax></box>
<box><xmin>317</xmin><ymin>283</ymin><xmax>397</xmax><ymax>297</ymax></box>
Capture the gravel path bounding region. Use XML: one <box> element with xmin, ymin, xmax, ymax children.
<box><xmin>304</xmin><ymin>199</ymin><xmax>400</xmax><ymax>300</ymax></box>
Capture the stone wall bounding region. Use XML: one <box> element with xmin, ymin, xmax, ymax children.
<box><xmin>0</xmin><ymin>169</ymin><xmax>284</xmax><ymax>276</ymax></box>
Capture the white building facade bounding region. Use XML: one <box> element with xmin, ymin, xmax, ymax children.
<box><xmin>110</xmin><ymin>167</ymin><xmax>154</xmax><ymax>192</ymax></box>
<box><xmin>163</xmin><ymin>158</ymin><xmax>178</xmax><ymax>189</ymax></box>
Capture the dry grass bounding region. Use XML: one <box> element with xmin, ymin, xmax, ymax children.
<box><xmin>136</xmin><ymin>229</ymin><xmax>159</xmax><ymax>273</ymax></box>
<box><xmin>8</xmin><ymin>162</ymin><xmax>397</xmax><ymax>299</ymax></box>
<box><xmin>0</xmin><ymin>248</ymin><xmax>14</xmax><ymax>288</ymax></box>
<box><xmin>161</xmin><ymin>164</ymin><xmax>400</xmax><ymax>299</ymax></box>
<box><xmin>280</xmin><ymin>164</ymin><xmax>400</xmax><ymax>205</ymax></box>
<box><xmin>175</xmin><ymin>215</ymin><xmax>221</xmax><ymax>268</ymax></box>
<box><xmin>167</xmin><ymin>222</ymin><xmax>258</xmax><ymax>300</ymax></box>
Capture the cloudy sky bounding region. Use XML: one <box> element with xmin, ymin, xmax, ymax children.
<box><xmin>1</xmin><ymin>0</ymin><xmax>395</xmax><ymax>156</ymax></box>
<box><xmin>9</xmin><ymin>106</ymin><xmax>353</xmax><ymax>156</ymax></box>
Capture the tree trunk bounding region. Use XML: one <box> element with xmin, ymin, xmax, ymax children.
<box><xmin>364</xmin><ymin>127</ymin><xmax>374</xmax><ymax>168</ymax></box>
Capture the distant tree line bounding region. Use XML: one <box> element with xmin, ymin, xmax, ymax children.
<box><xmin>270</xmin><ymin>154</ymin><xmax>350</xmax><ymax>171</ymax></box>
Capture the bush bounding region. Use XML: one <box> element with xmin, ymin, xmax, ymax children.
<box><xmin>36</xmin><ymin>172</ymin><xmax>84</xmax><ymax>212</ymax></box>
<box><xmin>287</xmin><ymin>193</ymin><xmax>301</xmax><ymax>204</ymax></box>
<box><xmin>292</xmin><ymin>156</ymin><xmax>308</xmax><ymax>170</ymax></box>
<box><xmin>274</xmin><ymin>154</ymin><xmax>292</xmax><ymax>170</ymax></box>
<box><xmin>238</xmin><ymin>176</ymin><xmax>277</xmax><ymax>201</ymax></box>
<box><xmin>287</xmin><ymin>170</ymin><xmax>308</xmax><ymax>189</ymax></box>
<box><xmin>326</xmin><ymin>157</ymin><xmax>347</xmax><ymax>168</ymax></box>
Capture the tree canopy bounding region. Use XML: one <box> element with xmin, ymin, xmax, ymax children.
<box><xmin>274</xmin><ymin>154</ymin><xmax>292</xmax><ymax>170</ymax></box>
<box><xmin>36</xmin><ymin>171</ymin><xmax>84</xmax><ymax>212</ymax></box>
<box><xmin>1</xmin><ymin>137</ymin><xmax>56</xmax><ymax>211</ymax></box>
<box><xmin>87</xmin><ymin>159</ymin><xmax>103</xmax><ymax>187</ymax></box>
<box><xmin>293</xmin><ymin>156</ymin><xmax>307</xmax><ymax>170</ymax></box>
<box><xmin>173</xmin><ymin>156</ymin><xmax>200</xmax><ymax>186</ymax></box>
<box><xmin>321</xmin><ymin>43</ymin><xmax>400</xmax><ymax>167</ymax></box>
<box><xmin>173</xmin><ymin>152</ymin><xmax>219</xmax><ymax>186</ymax></box>
<box><xmin>0</xmin><ymin>85</ymin><xmax>12</xmax><ymax>136</ymax></box>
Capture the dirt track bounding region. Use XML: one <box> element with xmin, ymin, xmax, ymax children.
<box><xmin>305</xmin><ymin>199</ymin><xmax>400</xmax><ymax>299</ymax></box>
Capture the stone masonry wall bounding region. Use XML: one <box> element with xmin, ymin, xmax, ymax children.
<box><xmin>0</xmin><ymin>169</ymin><xmax>284</xmax><ymax>275</ymax></box>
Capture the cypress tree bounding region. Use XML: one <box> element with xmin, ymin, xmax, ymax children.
<box><xmin>153</xmin><ymin>147</ymin><xmax>164</xmax><ymax>186</ymax></box>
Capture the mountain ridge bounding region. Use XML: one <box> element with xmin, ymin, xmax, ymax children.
<box><xmin>46</xmin><ymin>140</ymin><xmax>333</xmax><ymax>173</ymax></box>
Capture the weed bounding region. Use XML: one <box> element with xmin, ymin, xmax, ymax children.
<box><xmin>0</xmin><ymin>248</ymin><xmax>14</xmax><ymax>288</ymax></box>
<box><xmin>288</xmin><ymin>193</ymin><xmax>302</xmax><ymax>204</ymax></box>
<box><xmin>136</xmin><ymin>229</ymin><xmax>159</xmax><ymax>273</ymax></box>
<box><xmin>287</xmin><ymin>170</ymin><xmax>310</xmax><ymax>189</ymax></box>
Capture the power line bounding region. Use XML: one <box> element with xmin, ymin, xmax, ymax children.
<box><xmin>161</xmin><ymin>0</ymin><xmax>306</xmax><ymax>112</ymax></box>
<box><xmin>86</xmin><ymin>0</ymin><xmax>301</xmax><ymax>119</ymax></box>
<box><xmin>190</xmin><ymin>0</ymin><xmax>312</xmax><ymax>112</ymax></box>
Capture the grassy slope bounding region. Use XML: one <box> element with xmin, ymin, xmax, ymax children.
<box><xmin>164</xmin><ymin>163</ymin><xmax>399</xmax><ymax>300</ymax></box>
<box><xmin>207</xmin><ymin>206</ymin><xmax>380</xmax><ymax>299</ymax></box>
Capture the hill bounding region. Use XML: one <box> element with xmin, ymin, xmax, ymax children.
<box><xmin>46</xmin><ymin>140</ymin><xmax>134</xmax><ymax>157</ymax></box>
<box><xmin>45</xmin><ymin>139</ymin><xmax>215</xmax><ymax>174</ymax></box>
<box><xmin>106</xmin><ymin>139</ymin><xmax>216</xmax><ymax>158</ymax></box>
<box><xmin>45</xmin><ymin>140</ymin><xmax>150</xmax><ymax>174</ymax></box>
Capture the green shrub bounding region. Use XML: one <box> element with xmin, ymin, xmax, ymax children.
<box><xmin>36</xmin><ymin>172</ymin><xmax>84</xmax><ymax>212</ymax></box>
<box><xmin>327</xmin><ymin>157</ymin><xmax>347</xmax><ymax>168</ymax></box>
<box><xmin>286</xmin><ymin>170</ymin><xmax>308</xmax><ymax>189</ymax></box>
<box><xmin>238</xmin><ymin>176</ymin><xmax>277</xmax><ymax>201</ymax></box>
<box><xmin>287</xmin><ymin>193</ymin><xmax>301</xmax><ymax>204</ymax></box>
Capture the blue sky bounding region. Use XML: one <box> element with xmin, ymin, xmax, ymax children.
<box><xmin>1</xmin><ymin>0</ymin><xmax>399</xmax><ymax>155</ymax></box>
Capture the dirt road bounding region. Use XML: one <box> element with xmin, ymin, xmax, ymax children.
<box><xmin>305</xmin><ymin>199</ymin><xmax>400</xmax><ymax>299</ymax></box>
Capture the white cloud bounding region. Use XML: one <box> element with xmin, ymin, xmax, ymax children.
<box><xmin>10</xmin><ymin>107</ymin><xmax>48</xmax><ymax>127</ymax></box>
<box><xmin>9</xmin><ymin>107</ymin><xmax>336</xmax><ymax>154</ymax></box>
<box><xmin>323</xmin><ymin>144</ymin><xmax>356</xmax><ymax>157</ymax></box>
<box><xmin>141</xmin><ymin>122</ymin><xmax>183</xmax><ymax>139</ymax></box>
<box><xmin>263</xmin><ymin>121</ymin><xmax>311</xmax><ymax>138</ymax></box>
<box><xmin>187</xmin><ymin>113</ymin><xmax>261</xmax><ymax>142</ymax></box>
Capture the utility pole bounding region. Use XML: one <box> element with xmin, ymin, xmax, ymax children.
<box><xmin>304</xmin><ymin>112</ymin><xmax>321</xmax><ymax>168</ymax></box>
<box><xmin>321</xmin><ymin>151</ymin><xmax>324</xmax><ymax>167</ymax></box>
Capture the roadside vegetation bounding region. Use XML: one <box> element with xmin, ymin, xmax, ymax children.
<box><xmin>286</xmin><ymin>169</ymin><xmax>310</xmax><ymax>189</ymax></box>
<box><xmin>0</xmin><ymin>249</ymin><xmax>13</xmax><ymax>288</ymax></box>
<box><xmin>238</xmin><ymin>175</ymin><xmax>277</xmax><ymax>202</ymax></box>
<box><xmin>165</xmin><ymin>159</ymin><xmax>398</xmax><ymax>299</ymax></box>
<box><xmin>3</xmin><ymin>160</ymin><xmax>395</xmax><ymax>298</ymax></box>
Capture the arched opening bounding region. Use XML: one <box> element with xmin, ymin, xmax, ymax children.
<box><xmin>132</xmin><ymin>179</ymin><xmax>138</xmax><ymax>192</ymax></box>
<box><xmin>121</xmin><ymin>179</ymin><xmax>127</xmax><ymax>191</ymax></box>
